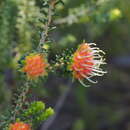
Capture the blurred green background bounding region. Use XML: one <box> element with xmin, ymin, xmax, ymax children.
<box><xmin>0</xmin><ymin>0</ymin><xmax>130</xmax><ymax>130</ymax></box>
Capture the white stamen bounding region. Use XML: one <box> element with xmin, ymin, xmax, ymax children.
<box><xmin>91</xmin><ymin>47</ymin><xmax>100</xmax><ymax>50</ymax></box>
<box><xmin>92</xmin><ymin>68</ymin><xmax>107</xmax><ymax>74</ymax></box>
<box><xmin>88</xmin><ymin>43</ymin><xmax>96</xmax><ymax>46</ymax></box>
<box><xmin>80</xmin><ymin>73</ymin><xmax>97</xmax><ymax>83</ymax></box>
<box><xmin>91</xmin><ymin>72</ymin><xmax>105</xmax><ymax>76</ymax></box>
<box><xmin>87</xmin><ymin>77</ymin><xmax>98</xmax><ymax>84</ymax></box>
<box><xmin>79</xmin><ymin>79</ymin><xmax>90</xmax><ymax>87</ymax></box>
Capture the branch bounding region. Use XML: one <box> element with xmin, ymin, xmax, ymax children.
<box><xmin>38</xmin><ymin>0</ymin><xmax>56</xmax><ymax>50</ymax></box>
<box><xmin>41</xmin><ymin>81</ymin><xmax>74</xmax><ymax>130</ymax></box>
<box><xmin>11</xmin><ymin>81</ymin><xmax>30</xmax><ymax>121</ymax></box>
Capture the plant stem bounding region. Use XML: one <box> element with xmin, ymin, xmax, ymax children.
<box><xmin>38</xmin><ymin>0</ymin><xmax>56</xmax><ymax>50</ymax></box>
<box><xmin>11</xmin><ymin>81</ymin><xmax>30</xmax><ymax>121</ymax></box>
<box><xmin>41</xmin><ymin>80</ymin><xmax>74</xmax><ymax>130</ymax></box>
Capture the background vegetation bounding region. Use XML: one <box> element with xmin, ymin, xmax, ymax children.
<box><xmin>0</xmin><ymin>0</ymin><xmax>130</xmax><ymax>130</ymax></box>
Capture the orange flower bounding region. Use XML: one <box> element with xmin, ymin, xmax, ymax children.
<box><xmin>9</xmin><ymin>122</ymin><xmax>31</xmax><ymax>130</ymax></box>
<box><xmin>23</xmin><ymin>53</ymin><xmax>48</xmax><ymax>79</ymax></box>
<box><xmin>70</xmin><ymin>43</ymin><xmax>106</xmax><ymax>86</ymax></box>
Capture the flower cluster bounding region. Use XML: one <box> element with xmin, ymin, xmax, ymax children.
<box><xmin>22</xmin><ymin>53</ymin><xmax>49</xmax><ymax>79</ymax></box>
<box><xmin>69</xmin><ymin>42</ymin><xmax>106</xmax><ymax>87</ymax></box>
<box><xmin>9</xmin><ymin>122</ymin><xmax>31</xmax><ymax>130</ymax></box>
<box><xmin>19</xmin><ymin>42</ymin><xmax>107</xmax><ymax>87</ymax></box>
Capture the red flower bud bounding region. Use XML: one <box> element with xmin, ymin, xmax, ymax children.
<box><xmin>22</xmin><ymin>53</ymin><xmax>49</xmax><ymax>79</ymax></box>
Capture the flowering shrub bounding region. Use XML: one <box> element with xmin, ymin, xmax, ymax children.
<box><xmin>0</xmin><ymin>0</ymin><xmax>106</xmax><ymax>129</ymax></box>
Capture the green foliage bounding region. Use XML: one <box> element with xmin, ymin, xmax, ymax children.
<box><xmin>23</xmin><ymin>101</ymin><xmax>54</xmax><ymax>128</ymax></box>
<box><xmin>49</xmin><ymin>48</ymin><xmax>73</xmax><ymax>77</ymax></box>
<box><xmin>0</xmin><ymin>100</ymin><xmax>54</xmax><ymax>129</ymax></box>
<box><xmin>0</xmin><ymin>0</ymin><xmax>129</xmax><ymax>129</ymax></box>
<box><xmin>109</xmin><ymin>8</ymin><xmax>122</xmax><ymax>21</ymax></box>
<box><xmin>16</xmin><ymin>0</ymin><xmax>40</xmax><ymax>53</ymax></box>
<box><xmin>24</xmin><ymin>101</ymin><xmax>45</xmax><ymax>116</ymax></box>
<box><xmin>0</xmin><ymin>0</ymin><xmax>17</xmax><ymax>115</ymax></box>
<box><xmin>0</xmin><ymin>0</ymin><xmax>59</xmax><ymax>129</ymax></box>
<box><xmin>0</xmin><ymin>0</ymin><xmax>16</xmax><ymax>66</ymax></box>
<box><xmin>37</xmin><ymin>107</ymin><xmax>54</xmax><ymax>122</ymax></box>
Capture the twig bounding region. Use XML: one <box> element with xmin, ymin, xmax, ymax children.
<box><xmin>11</xmin><ymin>81</ymin><xmax>30</xmax><ymax>121</ymax></box>
<box><xmin>38</xmin><ymin>0</ymin><xmax>56</xmax><ymax>50</ymax></box>
<box><xmin>41</xmin><ymin>81</ymin><xmax>74</xmax><ymax>130</ymax></box>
